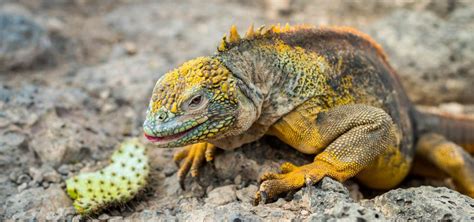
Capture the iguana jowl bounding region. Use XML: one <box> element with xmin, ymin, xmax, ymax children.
<box><xmin>143</xmin><ymin>24</ymin><xmax>474</xmax><ymax>203</ymax></box>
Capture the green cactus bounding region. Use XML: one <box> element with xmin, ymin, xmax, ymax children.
<box><xmin>66</xmin><ymin>138</ymin><xmax>150</xmax><ymax>215</ymax></box>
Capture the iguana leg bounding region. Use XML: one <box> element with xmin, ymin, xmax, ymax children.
<box><xmin>256</xmin><ymin>104</ymin><xmax>400</xmax><ymax>204</ymax></box>
<box><xmin>416</xmin><ymin>133</ymin><xmax>474</xmax><ymax>197</ymax></box>
<box><xmin>173</xmin><ymin>142</ymin><xmax>215</xmax><ymax>189</ymax></box>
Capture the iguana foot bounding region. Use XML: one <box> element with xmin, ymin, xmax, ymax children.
<box><xmin>173</xmin><ymin>142</ymin><xmax>215</xmax><ymax>189</ymax></box>
<box><xmin>416</xmin><ymin>133</ymin><xmax>474</xmax><ymax>198</ymax></box>
<box><xmin>254</xmin><ymin>157</ymin><xmax>353</xmax><ymax>205</ymax></box>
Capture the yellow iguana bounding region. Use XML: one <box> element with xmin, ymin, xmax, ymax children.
<box><xmin>143</xmin><ymin>24</ymin><xmax>474</xmax><ymax>204</ymax></box>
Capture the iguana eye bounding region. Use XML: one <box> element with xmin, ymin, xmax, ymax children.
<box><xmin>189</xmin><ymin>95</ymin><xmax>203</xmax><ymax>107</ymax></box>
<box><xmin>185</xmin><ymin>94</ymin><xmax>207</xmax><ymax>111</ymax></box>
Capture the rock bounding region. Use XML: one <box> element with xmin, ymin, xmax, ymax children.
<box><xmin>42</xmin><ymin>167</ymin><xmax>61</xmax><ymax>183</ymax></box>
<box><xmin>234</xmin><ymin>174</ymin><xmax>242</xmax><ymax>185</ymax></box>
<box><xmin>105</xmin><ymin>1</ymin><xmax>264</xmax><ymax>63</ymax></box>
<box><xmin>236</xmin><ymin>185</ymin><xmax>258</xmax><ymax>204</ymax></box>
<box><xmin>367</xmin><ymin>9</ymin><xmax>474</xmax><ymax>104</ymax></box>
<box><xmin>29</xmin><ymin>111</ymin><xmax>110</xmax><ymax>166</ymax></box>
<box><xmin>123</xmin><ymin>42</ymin><xmax>138</xmax><ymax>55</ymax></box>
<box><xmin>8</xmin><ymin>170</ymin><xmax>20</xmax><ymax>182</ymax></box>
<box><xmin>301</xmin><ymin>177</ymin><xmax>384</xmax><ymax>221</ymax></box>
<box><xmin>98</xmin><ymin>214</ymin><xmax>110</xmax><ymax>220</ymax></box>
<box><xmin>29</xmin><ymin>167</ymin><xmax>44</xmax><ymax>184</ymax></box>
<box><xmin>17</xmin><ymin>183</ymin><xmax>28</xmax><ymax>192</ymax></box>
<box><xmin>0</xmin><ymin>174</ymin><xmax>16</xmax><ymax>212</ymax></box>
<box><xmin>73</xmin><ymin>54</ymin><xmax>166</xmax><ymax>105</ymax></box>
<box><xmin>213</xmin><ymin>140</ymin><xmax>309</xmax><ymax>183</ymax></box>
<box><xmin>0</xmin><ymin>12</ymin><xmax>51</xmax><ymax>71</ymax></box>
<box><xmin>0</xmin><ymin>130</ymin><xmax>29</xmax><ymax>169</ymax></box>
<box><xmin>363</xmin><ymin>186</ymin><xmax>474</xmax><ymax>221</ymax></box>
<box><xmin>15</xmin><ymin>174</ymin><xmax>31</xmax><ymax>185</ymax></box>
<box><xmin>4</xmin><ymin>184</ymin><xmax>72</xmax><ymax>220</ymax></box>
<box><xmin>0</xmin><ymin>131</ymin><xmax>26</xmax><ymax>147</ymax></box>
<box><xmin>0</xmin><ymin>3</ymin><xmax>32</xmax><ymax>17</ymax></box>
<box><xmin>57</xmin><ymin>165</ymin><xmax>72</xmax><ymax>175</ymax></box>
<box><xmin>108</xmin><ymin>216</ymin><xmax>124</xmax><ymax>221</ymax></box>
<box><xmin>206</xmin><ymin>185</ymin><xmax>237</xmax><ymax>206</ymax></box>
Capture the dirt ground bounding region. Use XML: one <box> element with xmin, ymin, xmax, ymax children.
<box><xmin>0</xmin><ymin>0</ymin><xmax>473</xmax><ymax>221</ymax></box>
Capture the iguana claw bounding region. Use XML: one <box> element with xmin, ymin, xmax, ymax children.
<box><xmin>173</xmin><ymin>142</ymin><xmax>215</xmax><ymax>189</ymax></box>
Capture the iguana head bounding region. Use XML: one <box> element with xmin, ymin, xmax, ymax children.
<box><xmin>143</xmin><ymin>57</ymin><xmax>240</xmax><ymax>147</ymax></box>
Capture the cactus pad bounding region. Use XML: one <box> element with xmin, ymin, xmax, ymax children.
<box><xmin>66</xmin><ymin>138</ymin><xmax>150</xmax><ymax>215</ymax></box>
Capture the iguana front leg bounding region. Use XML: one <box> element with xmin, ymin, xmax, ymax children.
<box><xmin>256</xmin><ymin>104</ymin><xmax>405</xmax><ymax>204</ymax></box>
<box><xmin>173</xmin><ymin>142</ymin><xmax>216</xmax><ymax>189</ymax></box>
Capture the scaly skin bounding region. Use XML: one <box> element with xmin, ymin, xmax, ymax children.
<box><xmin>143</xmin><ymin>24</ymin><xmax>474</xmax><ymax>203</ymax></box>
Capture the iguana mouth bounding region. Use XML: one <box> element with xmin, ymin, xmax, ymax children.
<box><xmin>144</xmin><ymin>125</ymin><xmax>197</xmax><ymax>143</ymax></box>
<box><xmin>144</xmin><ymin>112</ymin><xmax>235</xmax><ymax>147</ymax></box>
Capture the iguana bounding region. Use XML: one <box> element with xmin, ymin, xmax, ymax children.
<box><xmin>143</xmin><ymin>24</ymin><xmax>474</xmax><ymax>203</ymax></box>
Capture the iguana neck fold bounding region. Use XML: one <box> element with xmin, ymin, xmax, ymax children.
<box><xmin>216</xmin><ymin>37</ymin><xmax>331</xmax><ymax>128</ymax></box>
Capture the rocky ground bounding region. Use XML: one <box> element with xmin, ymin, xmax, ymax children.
<box><xmin>1</xmin><ymin>0</ymin><xmax>473</xmax><ymax>221</ymax></box>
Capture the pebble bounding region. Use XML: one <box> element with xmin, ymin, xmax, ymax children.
<box><xmin>234</xmin><ymin>174</ymin><xmax>242</xmax><ymax>185</ymax></box>
<box><xmin>43</xmin><ymin>170</ymin><xmax>61</xmax><ymax>183</ymax></box>
<box><xmin>9</xmin><ymin>170</ymin><xmax>20</xmax><ymax>182</ymax></box>
<box><xmin>57</xmin><ymin>165</ymin><xmax>72</xmax><ymax>175</ymax></box>
<box><xmin>98</xmin><ymin>214</ymin><xmax>110</xmax><ymax>220</ymax></box>
<box><xmin>72</xmin><ymin>215</ymin><xmax>82</xmax><ymax>222</ymax></box>
<box><xmin>108</xmin><ymin>216</ymin><xmax>124</xmax><ymax>222</ymax></box>
<box><xmin>41</xmin><ymin>181</ymin><xmax>50</xmax><ymax>189</ymax></box>
<box><xmin>205</xmin><ymin>185</ymin><xmax>237</xmax><ymax>206</ymax></box>
<box><xmin>235</xmin><ymin>185</ymin><xmax>258</xmax><ymax>203</ymax></box>
<box><xmin>29</xmin><ymin>167</ymin><xmax>44</xmax><ymax>183</ymax></box>
<box><xmin>123</xmin><ymin>42</ymin><xmax>137</xmax><ymax>55</ymax></box>
<box><xmin>17</xmin><ymin>183</ymin><xmax>27</xmax><ymax>192</ymax></box>
<box><xmin>16</xmin><ymin>174</ymin><xmax>31</xmax><ymax>184</ymax></box>
<box><xmin>163</xmin><ymin>165</ymin><xmax>177</xmax><ymax>177</ymax></box>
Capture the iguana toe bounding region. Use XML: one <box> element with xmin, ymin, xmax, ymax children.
<box><xmin>174</xmin><ymin>142</ymin><xmax>215</xmax><ymax>189</ymax></box>
<box><xmin>254</xmin><ymin>161</ymin><xmax>342</xmax><ymax>205</ymax></box>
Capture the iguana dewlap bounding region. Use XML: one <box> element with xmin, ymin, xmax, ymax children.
<box><xmin>143</xmin><ymin>24</ymin><xmax>474</xmax><ymax>203</ymax></box>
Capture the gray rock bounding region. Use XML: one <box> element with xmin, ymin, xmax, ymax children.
<box><xmin>40</xmin><ymin>166</ymin><xmax>61</xmax><ymax>183</ymax></box>
<box><xmin>236</xmin><ymin>184</ymin><xmax>258</xmax><ymax>204</ymax></box>
<box><xmin>29</xmin><ymin>111</ymin><xmax>110</xmax><ymax>166</ymax></box>
<box><xmin>16</xmin><ymin>183</ymin><xmax>27</xmax><ymax>192</ymax></box>
<box><xmin>299</xmin><ymin>177</ymin><xmax>384</xmax><ymax>221</ymax></box>
<box><xmin>15</xmin><ymin>174</ymin><xmax>31</xmax><ymax>185</ymax></box>
<box><xmin>73</xmin><ymin>54</ymin><xmax>166</xmax><ymax>104</ymax></box>
<box><xmin>3</xmin><ymin>184</ymin><xmax>72</xmax><ymax>220</ymax></box>
<box><xmin>0</xmin><ymin>84</ymin><xmax>102</xmax><ymax>169</ymax></box>
<box><xmin>108</xmin><ymin>216</ymin><xmax>124</xmax><ymax>222</ymax></box>
<box><xmin>0</xmin><ymin>131</ymin><xmax>25</xmax><ymax>147</ymax></box>
<box><xmin>206</xmin><ymin>185</ymin><xmax>237</xmax><ymax>206</ymax></box>
<box><xmin>367</xmin><ymin>9</ymin><xmax>474</xmax><ymax>104</ymax></box>
<box><xmin>57</xmin><ymin>164</ymin><xmax>72</xmax><ymax>175</ymax></box>
<box><xmin>104</xmin><ymin>0</ymin><xmax>264</xmax><ymax>63</ymax></box>
<box><xmin>363</xmin><ymin>186</ymin><xmax>474</xmax><ymax>221</ymax></box>
<box><xmin>28</xmin><ymin>167</ymin><xmax>43</xmax><ymax>184</ymax></box>
<box><xmin>98</xmin><ymin>213</ymin><xmax>110</xmax><ymax>220</ymax></box>
<box><xmin>0</xmin><ymin>131</ymin><xmax>28</xmax><ymax>168</ymax></box>
<box><xmin>0</xmin><ymin>12</ymin><xmax>51</xmax><ymax>71</ymax></box>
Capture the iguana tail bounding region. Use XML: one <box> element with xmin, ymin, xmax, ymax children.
<box><xmin>413</xmin><ymin>108</ymin><xmax>474</xmax><ymax>154</ymax></box>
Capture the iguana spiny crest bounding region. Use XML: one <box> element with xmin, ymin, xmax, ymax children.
<box><xmin>217</xmin><ymin>23</ymin><xmax>313</xmax><ymax>52</ymax></box>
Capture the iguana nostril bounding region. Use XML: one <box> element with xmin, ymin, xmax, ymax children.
<box><xmin>157</xmin><ymin>111</ymin><xmax>168</xmax><ymax>121</ymax></box>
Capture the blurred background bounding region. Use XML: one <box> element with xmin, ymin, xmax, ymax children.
<box><xmin>1</xmin><ymin>0</ymin><xmax>473</xmax><ymax>220</ymax></box>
